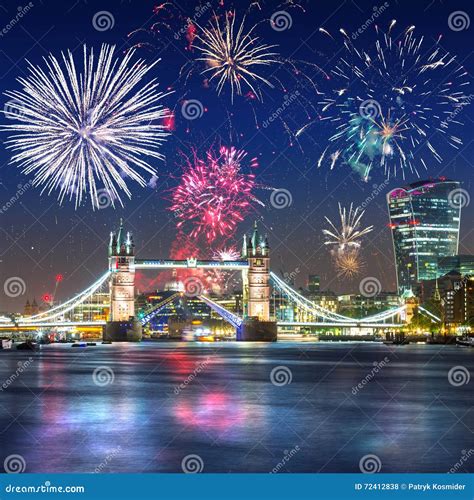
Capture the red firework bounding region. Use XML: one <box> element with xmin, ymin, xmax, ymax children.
<box><xmin>170</xmin><ymin>146</ymin><xmax>258</xmax><ymax>242</ymax></box>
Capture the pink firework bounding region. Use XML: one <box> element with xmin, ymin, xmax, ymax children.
<box><xmin>170</xmin><ymin>146</ymin><xmax>259</xmax><ymax>242</ymax></box>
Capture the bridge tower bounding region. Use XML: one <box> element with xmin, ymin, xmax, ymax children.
<box><xmin>239</xmin><ymin>222</ymin><xmax>277</xmax><ymax>341</ymax></box>
<box><xmin>104</xmin><ymin>219</ymin><xmax>142</xmax><ymax>342</ymax></box>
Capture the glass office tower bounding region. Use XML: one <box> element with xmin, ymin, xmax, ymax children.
<box><xmin>387</xmin><ymin>179</ymin><xmax>461</xmax><ymax>295</ymax></box>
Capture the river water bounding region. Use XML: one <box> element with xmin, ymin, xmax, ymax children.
<box><xmin>0</xmin><ymin>342</ymin><xmax>472</xmax><ymax>473</ymax></box>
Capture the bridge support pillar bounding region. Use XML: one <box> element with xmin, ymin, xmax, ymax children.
<box><xmin>239</xmin><ymin>222</ymin><xmax>276</xmax><ymax>341</ymax></box>
<box><xmin>104</xmin><ymin>319</ymin><xmax>142</xmax><ymax>342</ymax></box>
<box><xmin>238</xmin><ymin>318</ymin><xmax>277</xmax><ymax>342</ymax></box>
<box><xmin>106</xmin><ymin>219</ymin><xmax>141</xmax><ymax>342</ymax></box>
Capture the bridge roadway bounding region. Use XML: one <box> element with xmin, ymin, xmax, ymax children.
<box><xmin>134</xmin><ymin>259</ymin><xmax>249</xmax><ymax>270</ymax></box>
<box><xmin>0</xmin><ymin>320</ymin><xmax>402</xmax><ymax>331</ymax></box>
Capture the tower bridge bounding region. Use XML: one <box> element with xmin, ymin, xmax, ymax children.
<box><xmin>0</xmin><ymin>220</ymin><xmax>424</xmax><ymax>340</ymax></box>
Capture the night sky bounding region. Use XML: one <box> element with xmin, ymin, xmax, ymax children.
<box><xmin>0</xmin><ymin>0</ymin><xmax>473</xmax><ymax>312</ymax></box>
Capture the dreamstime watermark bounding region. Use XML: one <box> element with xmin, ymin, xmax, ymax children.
<box><xmin>356</xmin><ymin>180</ymin><xmax>390</xmax><ymax>211</ymax></box>
<box><xmin>4</xmin><ymin>454</ymin><xmax>26</xmax><ymax>473</ymax></box>
<box><xmin>448</xmin><ymin>188</ymin><xmax>470</xmax><ymax>209</ymax></box>
<box><xmin>453</xmin><ymin>274</ymin><xmax>473</xmax><ymax>292</ymax></box>
<box><xmin>359</xmin><ymin>277</ymin><xmax>382</xmax><ymax>298</ymax></box>
<box><xmin>270</xmin><ymin>188</ymin><xmax>292</xmax><ymax>209</ymax></box>
<box><xmin>448</xmin><ymin>366</ymin><xmax>470</xmax><ymax>387</ymax></box>
<box><xmin>270</xmin><ymin>446</ymin><xmax>300</xmax><ymax>473</ymax></box>
<box><xmin>3</xmin><ymin>277</ymin><xmax>26</xmax><ymax>298</ymax></box>
<box><xmin>270</xmin><ymin>11</ymin><xmax>292</xmax><ymax>31</ymax></box>
<box><xmin>92</xmin><ymin>11</ymin><xmax>115</xmax><ymax>31</ymax></box>
<box><xmin>0</xmin><ymin>180</ymin><xmax>33</xmax><ymax>215</ymax></box>
<box><xmin>448</xmin><ymin>11</ymin><xmax>470</xmax><ymax>31</ymax></box>
<box><xmin>181</xmin><ymin>99</ymin><xmax>204</xmax><ymax>120</ymax></box>
<box><xmin>270</xmin><ymin>366</ymin><xmax>292</xmax><ymax>386</ymax></box>
<box><xmin>352</xmin><ymin>357</ymin><xmax>390</xmax><ymax>395</ymax></box>
<box><xmin>4</xmin><ymin>99</ymin><xmax>26</xmax><ymax>120</ymax></box>
<box><xmin>174</xmin><ymin>2</ymin><xmax>211</xmax><ymax>40</ymax></box>
<box><xmin>181</xmin><ymin>454</ymin><xmax>204</xmax><ymax>473</ymax></box>
<box><xmin>440</xmin><ymin>94</ymin><xmax>474</xmax><ymax>128</ymax></box>
<box><xmin>262</xmin><ymin>91</ymin><xmax>300</xmax><ymax>129</ymax></box>
<box><xmin>1</xmin><ymin>358</ymin><xmax>34</xmax><ymax>392</ymax></box>
<box><xmin>92</xmin><ymin>366</ymin><xmax>115</xmax><ymax>387</ymax></box>
<box><xmin>359</xmin><ymin>454</ymin><xmax>382</xmax><ymax>473</ymax></box>
<box><xmin>448</xmin><ymin>449</ymin><xmax>474</xmax><ymax>473</ymax></box>
<box><xmin>351</xmin><ymin>3</ymin><xmax>390</xmax><ymax>40</ymax></box>
<box><xmin>94</xmin><ymin>446</ymin><xmax>122</xmax><ymax>473</ymax></box>
<box><xmin>0</xmin><ymin>3</ymin><xmax>34</xmax><ymax>37</ymax></box>
<box><xmin>183</xmin><ymin>276</ymin><xmax>204</xmax><ymax>297</ymax></box>
<box><xmin>359</xmin><ymin>99</ymin><xmax>381</xmax><ymax>119</ymax></box>
<box><xmin>283</xmin><ymin>267</ymin><xmax>300</xmax><ymax>285</ymax></box>
<box><xmin>174</xmin><ymin>357</ymin><xmax>211</xmax><ymax>395</ymax></box>
<box><xmin>96</xmin><ymin>188</ymin><xmax>116</xmax><ymax>209</ymax></box>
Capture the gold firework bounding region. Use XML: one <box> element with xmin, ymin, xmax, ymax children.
<box><xmin>335</xmin><ymin>251</ymin><xmax>364</xmax><ymax>279</ymax></box>
<box><xmin>193</xmin><ymin>12</ymin><xmax>279</xmax><ymax>101</ymax></box>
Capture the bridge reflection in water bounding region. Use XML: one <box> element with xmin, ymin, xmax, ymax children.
<box><xmin>0</xmin><ymin>342</ymin><xmax>469</xmax><ymax>472</ymax></box>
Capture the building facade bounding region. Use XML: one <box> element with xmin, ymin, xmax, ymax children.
<box><xmin>108</xmin><ymin>219</ymin><xmax>136</xmax><ymax>321</ymax></box>
<box><xmin>387</xmin><ymin>179</ymin><xmax>461</xmax><ymax>294</ymax></box>
<box><xmin>242</xmin><ymin>223</ymin><xmax>271</xmax><ymax>321</ymax></box>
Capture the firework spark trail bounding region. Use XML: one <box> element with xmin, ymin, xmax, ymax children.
<box><xmin>193</xmin><ymin>11</ymin><xmax>279</xmax><ymax>101</ymax></box>
<box><xmin>323</xmin><ymin>203</ymin><xmax>373</xmax><ymax>254</ymax></box>
<box><xmin>324</xmin><ymin>203</ymin><xmax>373</xmax><ymax>280</ymax></box>
<box><xmin>170</xmin><ymin>146</ymin><xmax>259</xmax><ymax>243</ymax></box>
<box><xmin>306</xmin><ymin>22</ymin><xmax>471</xmax><ymax>179</ymax></box>
<box><xmin>2</xmin><ymin>44</ymin><xmax>170</xmax><ymax>209</ymax></box>
<box><xmin>335</xmin><ymin>250</ymin><xmax>364</xmax><ymax>278</ymax></box>
<box><xmin>213</xmin><ymin>247</ymin><xmax>241</xmax><ymax>261</ymax></box>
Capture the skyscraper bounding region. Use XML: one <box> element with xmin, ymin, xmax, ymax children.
<box><xmin>387</xmin><ymin>179</ymin><xmax>461</xmax><ymax>295</ymax></box>
<box><xmin>308</xmin><ymin>275</ymin><xmax>321</xmax><ymax>293</ymax></box>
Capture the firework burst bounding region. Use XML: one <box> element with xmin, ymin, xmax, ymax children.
<box><xmin>302</xmin><ymin>22</ymin><xmax>471</xmax><ymax>179</ymax></box>
<box><xmin>170</xmin><ymin>146</ymin><xmax>261</xmax><ymax>242</ymax></box>
<box><xmin>2</xmin><ymin>44</ymin><xmax>170</xmax><ymax>209</ymax></box>
<box><xmin>192</xmin><ymin>11</ymin><xmax>279</xmax><ymax>101</ymax></box>
<box><xmin>324</xmin><ymin>203</ymin><xmax>372</xmax><ymax>280</ymax></box>
<box><xmin>323</xmin><ymin>203</ymin><xmax>373</xmax><ymax>254</ymax></box>
<box><xmin>335</xmin><ymin>251</ymin><xmax>364</xmax><ymax>279</ymax></box>
<box><xmin>212</xmin><ymin>246</ymin><xmax>241</xmax><ymax>261</ymax></box>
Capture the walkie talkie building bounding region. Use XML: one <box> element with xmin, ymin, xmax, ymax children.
<box><xmin>387</xmin><ymin>179</ymin><xmax>461</xmax><ymax>295</ymax></box>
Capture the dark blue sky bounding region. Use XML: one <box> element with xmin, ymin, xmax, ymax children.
<box><xmin>0</xmin><ymin>0</ymin><xmax>473</xmax><ymax>311</ymax></box>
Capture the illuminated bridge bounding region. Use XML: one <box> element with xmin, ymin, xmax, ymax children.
<box><xmin>0</xmin><ymin>221</ymin><xmax>441</xmax><ymax>338</ymax></box>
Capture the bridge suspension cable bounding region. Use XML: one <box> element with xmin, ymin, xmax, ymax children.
<box><xmin>270</xmin><ymin>272</ymin><xmax>357</xmax><ymax>322</ymax></box>
<box><xmin>140</xmin><ymin>293</ymin><xmax>181</xmax><ymax>325</ymax></box>
<box><xmin>22</xmin><ymin>271</ymin><xmax>111</xmax><ymax>324</ymax></box>
<box><xmin>198</xmin><ymin>295</ymin><xmax>243</xmax><ymax>329</ymax></box>
<box><xmin>418</xmin><ymin>305</ymin><xmax>442</xmax><ymax>323</ymax></box>
<box><xmin>270</xmin><ymin>272</ymin><xmax>405</xmax><ymax>324</ymax></box>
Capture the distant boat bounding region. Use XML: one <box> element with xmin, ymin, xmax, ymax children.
<box><xmin>1</xmin><ymin>339</ymin><xmax>12</xmax><ymax>350</ymax></box>
<box><xmin>71</xmin><ymin>342</ymin><xmax>87</xmax><ymax>348</ymax></box>
<box><xmin>456</xmin><ymin>338</ymin><xmax>474</xmax><ymax>347</ymax></box>
<box><xmin>17</xmin><ymin>341</ymin><xmax>39</xmax><ymax>351</ymax></box>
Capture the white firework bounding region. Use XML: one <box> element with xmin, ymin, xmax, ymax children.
<box><xmin>213</xmin><ymin>247</ymin><xmax>241</xmax><ymax>261</ymax></box>
<box><xmin>2</xmin><ymin>44</ymin><xmax>170</xmax><ymax>209</ymax></box>
<box><xmin>323</xmin><ymin>203</ymin><xmax>373</xmax><ymax>253</ymax></box>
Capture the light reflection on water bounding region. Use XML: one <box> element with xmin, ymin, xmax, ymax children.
<box><xmin>0</xmin><ymin>342</ymin><xmax>472</xmax><ymax>473</ymax></box>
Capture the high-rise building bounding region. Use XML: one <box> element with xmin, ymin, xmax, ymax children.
<box><xmin>437</xmin><ymin>255</ymin><xmax>474</xmax><ymax>278</ymax></box>
<box><xmin>387</xmin><ymin>179</ymin><xmax>461</xmax><ymax>294</ymax></box>
<box><xmin>308</xmin><ymin>275</ymin><xmax>320</xmax><ymax>293</ymax></box>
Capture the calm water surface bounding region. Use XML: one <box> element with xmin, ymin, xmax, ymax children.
<box><xmin>0</xmin><ymin>342</ymin><xmax>472</xmax><ymax>473</ymax></box>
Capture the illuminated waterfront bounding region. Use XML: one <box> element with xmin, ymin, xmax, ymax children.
<box><xmin>0</xmin><ymin>342</ymin><xmax>472</xmax><ymax>473</ymax></box>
